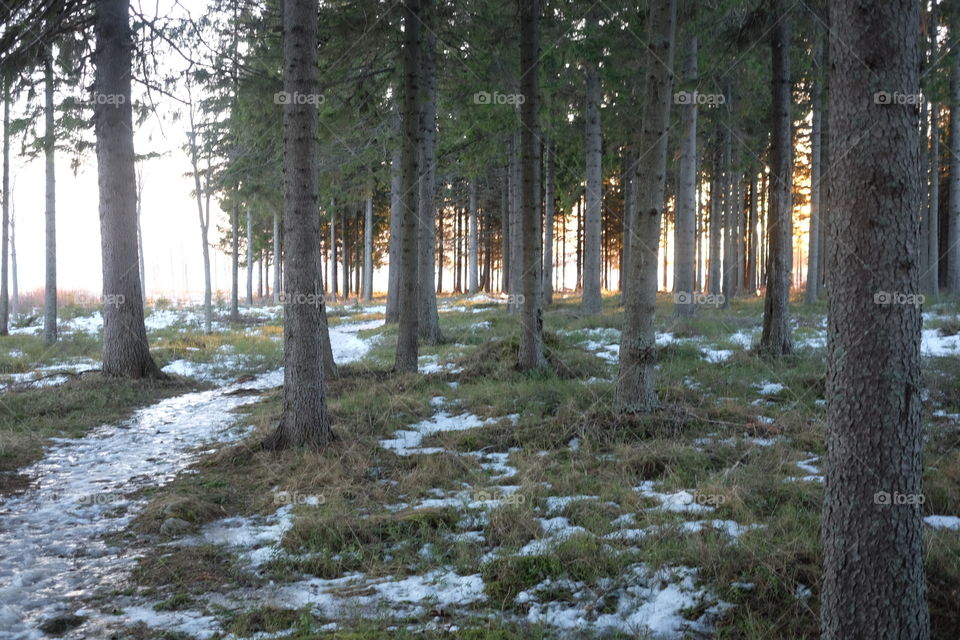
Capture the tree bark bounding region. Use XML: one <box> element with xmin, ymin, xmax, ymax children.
<box><xmin>230</xmin><ymin>203</ymin><xmax>240</xmax><ymax>320</ymax></box>
<box><xmin>673</xmin><ymin>36</ymin><xmax>697</xmax><ymax>317</ymax></box>
<box><xmin>806</xmin><ymin>34</ymin><xmax>824</xmax><ymax>303</ymax></box>
<box><xmin>708</xmin><ymin>142</ymin><xmax>722</xmax><ymax>295</ymax></box>
<box><xmin>926</xmin><ymin>103</ymin><xmax>940</xmax><ymax>296</ymax></box>
<box><xmin>273</xmin><ymin>209</ymin><xmax>281</xmax><ymax>303</ymax></box>
<box><xmin>468</xmin><ymin>179</ymin><xmax>479</xmax><ymax>294</ymax></box>
<box><xmin>947</xmin><ymin>9</ymin><xmax>960</xmax><ymax>293</ymax></box>
<box><xmin>518</xmin><ymin>0</ymin><xmax>546</xmax><ymax>370</ymax></box>
<box><xmin>0</xmin><ymin>76</ymin><xmax>9</xmax><ymax>337</ymax></box>
<box><xmin>581</xmin><ymin>63</ymin><xmax>603</xmax><ymax>314</ymax></box>
<box><xmin>94</xmin><ymin>0</ymin><xmax>162</xmax><ymax>378</ymax></box>
<box><xmin>363</xmin><ymin>190</ymin><xmax>373</xmax><ymax>302</ymax></box>
<box><xmin>264</xmin><ymin>0</ymin><xmax>334</xmax><ymax>450</ymax></box>
<box><xmin>822</xmin><ymin>1</ymin><xmax>929</xmax><ymax>636</ymax></box>
<box><xmin>416</xmin><ymin>1</ymin><xmax>441</xmax><ymax>342</ymax></box>
<box><xmin>616</xmin><ymin>0</ymin><xmax>676</xmax><ymax>412</ymax></box>
<box><xmin>246</xmin><ymin>207</ymin><xmax>254</xmax><ymax>305</ymax></box>
<box><xmin>759</xmin><ymin>3</ymin><xmax>793</xmax><ymax>357</ymax></box>
<box><xmin>43</xmin><ymin>57</ymin><xmax>57</xmax><ymax>342</ymax></box>
<box><xmin>394</xmin><ymin>0</ymin><xmax>422</xmax><ymax>372</ymax></box>
<box><xmin>385</xmin><ymin>137</ymin><xmax>402</xmax><ymax>321</ymax></box>
<box><xmin>544</xmin><ymin>141</ymin><xmax>555</xmax><ymax>304</ymax></box>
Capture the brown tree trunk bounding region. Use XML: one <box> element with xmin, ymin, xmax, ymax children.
<box><xmin>821</xmin><ymin>0</ymin><xmax>928</xmax><ymax>637</ymax></box>
<box><xmin>615</xmin><ymin>0</ymin><xmax>676</xmax><ymax>411</ymax></box>
<box><xmin>759</xmin><ymin>2</ymin><xmax>793</xmax><ymax>357</ymax></box>
<box><xmin>94</xmin><ymin>0</ymin><xmax>162</xmax><ymax>379</ymax></box>
<box><xmin>518</xmin><ymin>0</ymin><xmax>546</xmax><ymax>370</ymax></box>
<box><xmin>394</xmin><ymin>0</ymin><xmax>422</xmax><ymax>372</ymax></box>
<box><xmin>264</xmin><ymin>0</ymin><xmax>334</xmax><ymax>450</ymax></box>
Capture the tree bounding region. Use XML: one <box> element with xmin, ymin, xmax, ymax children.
<box><xmin>43</xmin><ymin>53</ymin><xmax>56</xmax><ymax>342</ymax></box>
<box><xmin>263</xmin><ymin>0</ymin><xmax>334</xmax><ymax>450</ymax></box>
<box><xmin>94</xmin><ymin>0</ymin><xmax>163</xmax><ymax>379</ymax></box>
<box><xmin>947</xmin><ymin>7</ymin><xmax>960</xmax><ymax>294</ymax></box>
<box><xmin>517</xmin><ymin>0</ymin><xmax>546</xmax><ymax>371</ymax></box>
<box><xmin>615</xmin><ymin>0</ymin><xmax>676</xmax><ymax>412</ymax></box>
<box><xmin>805</xmin><ymin>32</ymin><xmax>824</xmax><ymax>303</ymax></box>
<box><xmin>821</xmin><ymin>0</ymin><xmax>928</xmax><ymax>637</ymax></box>
<box><xmin>672</xmin><ymin>36</ymin><xmax>697</xmax><ymax>317</ymax></box>
<box><xmin>417</xmin><ymin>1</ymin><xmax>441</xmax><ymax>343</ymax></box>
<box><xmin>543</xmin><ymin>141</ymin><xmax>555</xmax><ymax>305</ymax></box>
<box><xmin>581</xmin><ymin>59</ymin><xmax>602</xmax><ymax>314</ymax></box>
<box><xmin>468</xmin><ymin>179</ymin><xmax>478</xmax><ymax>295</ymax></box>
<box><xmin>185</xmin><ymin>75</ymin><xmax>214</xmax><ymax>334</ymax></box>
<box><xmin>0</xmin><ymin>74</ymin><xmax>9</xmax><ymax>337</ymax></box>
<box><xmin>758</xmin><ymin>0</ymin><xmax>793</xmax><ymax>357</ymax></box>
<box><xmin>394</xmin><ymin>0</ymin><xmax>422</xmax><ymax>373</ymax></box>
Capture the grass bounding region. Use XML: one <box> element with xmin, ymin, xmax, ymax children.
<box><xmin>7</xmin><ymin>293</ymin><xmax>960</xmax><ymax>639</ymax></box>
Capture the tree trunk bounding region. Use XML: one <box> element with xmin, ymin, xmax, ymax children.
<box><xmin>581</xmin><ymin>64</ymin><xmax>603</xmax><ymax>314</ymax></box>
<box><xmin>0</xmin><ymin>77</ymin><xmax>9</xmax><ymax>337</ymax></box>
<box><xmin>926</xmin><ymin>103</ymin><xmax>941</xmax><ymax>295</ymax></box>
<box><xmin>272</xmin><ymin>210</ymin><xmax>281</xmax><ymax>303</ymax></box>
<box><xmin>187</xmin><ymin>100</ymin><xmax>213</xmax><ymax>334</ymax></box>
<box><xmin>806</xmin><ymin>35</ymin><xmax>824</xmax><ymax>303</ymax></box>
<box><xmin>821</xmin><ymin>1</ymin><xmax>929</xmax><ymax>636</ymax></box>
<box><xmin>230</xmin><ymin>203</ymin><xmax>240</xmax><ymax>320</ymax></box>
<box><xmin>264</xmin><ymin>0</ymin><xmax>333</xmax><ymax>450</ymax></box>
<box><xmin>394</xmin><ymin>0</ymin><xmax>422</xmax><ymax>372</ymax></box>
<box><xmin>468</xmin><ymin>180</ymin><xmax>479</xmax><ymax>294</ymax></box>
<box><xmin>42</xmin><ymin>58</ymin><xmax>57</xmax><ymax>342</ymax></box>
<box><xmin>508</xmin><ymin>133</ymin><xmax>522</xmax><ymax>309</ymax></box>
<box><xmin>759</xmin><ymin>4</ymin><xmax>793</xmax><ymax>357</ymax></box>
<box><xmin>947</xmin><ymin>10</ymin><xmax>960</xmax><ymax>293</ymax></box>
<box><xmin>518</xmin><ymin>0</ymin><xmax>546</xmax><ymax>370</ymax></box>
<box><xmin>363</xmin><ymin>192</ymin><xmax>373</xmax><ymax>302</ymax></box>
<box><xmin>385</xmin><ymin>139</ymin><xmax>402</xmax><ymax>321</ymax></box>
<box><xmin>616</xmin><ymin>0</ymin><xmax>676</xmax><ymax>412</ymax></box>
<box><xmin>94</xmin><ymin>0</ymin><xmax>162</xmax><ymax>379</ymax></box>
<box><xmin>136</xmin><ymin>171</ymin><xmax>145</xmax><ymax>300</ymax></box>
<box><xmin>10</xmin><ymin>203</ymin><xmax>17</xmax><ymax>319</ymax></box>
<box><xmin>417</xmin><ymin>3</ymin><xmax>441</xmax><ymax>342</ymax></box>
<box><xmin>544</xmin><ymin>141</ymin><xmax>555</xmax><ymax>304</ymax></box>
<box><xmin>500</xmin><ymin>164</ymin><xmax>510</xmax><ymax>293</ymax></box>
<box><xmin>708</xmin><ymin>143</ymin><xmax>722</xmax><ymax>295</ymax></box>
<box><xmin>746</xmin><ymin>168</ymin><xmax>758</xmax><ymax>294</ymax></box>
<box><xmin>673</xmin><ymin>36</ymin><xmax>697</xmax><ymax>316</ymax></box>
<box><xmin>246</xmin><ymin>208</ymin><xmax>254</xmax><ymax>305</ymax></box>
<box><xmin>341</xmin><ymin>209</ymin><xmax>350</xmax><ymax>299</ymax></box>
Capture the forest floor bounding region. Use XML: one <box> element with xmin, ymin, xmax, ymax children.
<box><xmin>1</xmin><ymin>293</ymin><xmax>959</xmax><ymax>639</ymax></box>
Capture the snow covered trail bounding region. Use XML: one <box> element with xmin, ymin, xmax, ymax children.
<box><xmin>0</xmin><ymin>320</ymin><xmax>377</xmax><ymax>640</ymax></box>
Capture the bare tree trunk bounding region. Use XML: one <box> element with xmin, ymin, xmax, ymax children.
<box><xmin>721</xmin><ymin>112</ymin><xmax>735</xmax><ymax>308</ymax></box>
<box><xmin>806</xmin><ymin>34</ymin><xmax>824</xmax><ymax>303</ymax></box>
<box><xmin>246</xmin><ymin>207</ymin><xmax>254</xmax><ymax>305</ymax></box>
<box><xmin>822</xmin><ymin>1</ymin><xmax>928</xmax><ymax>636</ymax></box>
<box><xmin>518</xmin><ymin>0</ymin><xmax>546</xmax><ymax>370</ymax></box>
<box><xmin>616</xmin><ymin>0</ymin><xmax>676</xmax><ymax>412</ymax></box>
<box><xmin>708</xmin><ymin>143</ymin><xmax>722</xmax><ymax>295</ymax></box>
<box><xmin>10</xmin><ymin>201</ymin><xmax>16</xmax><ymax>319</ymax></box>
<box><xmin>187</xmin><ymin>94</ymin><xmax>213</xmax><ymax>334</ymax></box>
<box><xmin>394</xmin><ymin>0</ymin><xmax>422</xmax><ymax>372</ymax></box>
<box><xmin>508</xmin><ymin>133</ymin><xmax>522</xmax><ymax>310</ymax></box>
<box><xmin>385</xmin><ymin>139</ymin><xmax>402</xmax><ymax>321</ymax></box>
<box><xmin>417</xmin><ymin>3</ymin><xmax>441</xmax><ymax>342</ymax></box>
<box><xmin>94</xmin><ymin>0</ymin><xmax>162</xmax><ymax>379</ymax></box>
<box><xmin>42</xmin><ymin>58</ymin><xmax>57</xmax><ymax>341</ymax></box>
<box><xmin>341</xmin><ymin>209</ymin><xmax>349</xmax><ymax>299</ymax></box>
<box><xmin>544</xmin><ymin>141</ymin><xmax>555</xmax><ymax>304</ymax></box>
<box><xmin>0</xmin><ymin>77</ymin><xmax>9</xmax><ymax>336</ymax></box>
<box><xmin>272</xmin><ymin>210</ymin><xmax>281</xmax><ymax>303</ymax></box>
<box><xmin>947</xmin><ymin>10</ymin><xmax>960</xmax><ymax>293</ymax></box>
<box><xmin>136</xmin><ymin>169</ymin><xmax>145</xmax><ymax>300</ymax></box>
<box><xmin>673</xmin><ymin>36</ymin><xmax>697</xmax><ymax>316</ymax></box>
<box><xmin>759</xmin><ymin>3</ymin><xmax>793</xmax><ymax>357</ymax></box>
<box><xmin>746</xmin><ymin>168</ymin><xmax>758</xmax><ymax>294</ymax></box>
<box><xmin>500</xmin><ymin>164</ymin><xmax>510</xmax><ymax>293</ymax></box>
<box><xmin>926</xmin><ymin>103</ymin><xmax>941</xmax><ymax>296</ymax></box>
<box><xmin>363</xmin><ymin>191</ymin><xmax>373</xmax><ymax>302</ymax></box>
<box><xmin>230</xmin><ymin>203</ymin><xmax>240</xmax><ymax>320</ymax></box>
<box><xmin>581</xmin><ymin>63</ymin><xmax>603</xmax><ymax>314</ymax></box>
<box><xmin>264</xmin><ymin>0</ymin><xmax>333</xmax><ymax>450</ymax></box>
<box><xmin>468</xmin><ymin>180</ymin><xmax>479</xmax><ymax>294</ymax></box>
